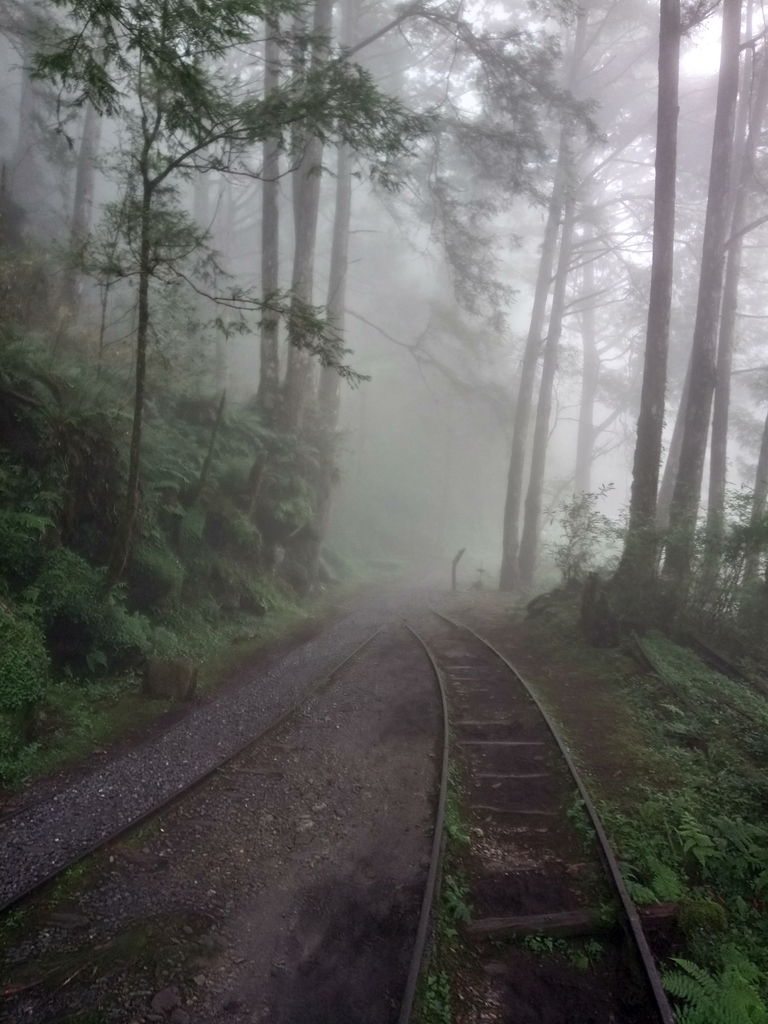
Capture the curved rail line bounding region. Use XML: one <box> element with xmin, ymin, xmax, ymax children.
<box><xmin>397</xmin><ymin>620</ymin><xmax>450</xmax><ymax>1024</ymax></box>
<box><xmin>400</xmin><ymin>610</ymin><xmax>675</xmax><ymax>1024</ymax></box>
<box><xmin>0</xmin><ymin>626</ymin><xmax>385</xmax><ymax>916</ymax></box>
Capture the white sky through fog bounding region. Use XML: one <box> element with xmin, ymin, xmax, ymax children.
<box><xmin>680</xmin><ymin>12</ymin><xmax>734</xmax><ymax>79</ymax></box>
<box><xmin>684</xmin><ymin>9</ymin><xmax>761</xmax><ymax>79</ymax></box>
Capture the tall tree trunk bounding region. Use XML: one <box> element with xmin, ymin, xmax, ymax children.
<box><xmin>298</xmin><ymin>144</ymin><xmax>355</xmax><ymax>584</ymax></box>
<box><xmin>257</xmin><ymin>21</ymin><xmax>281</xmax><ymax>423</ymax></box>
<box><xmin>518</xmin><ymin>197</ymin><xmax>577</xmax><ymax>591</ymax></box>
<box><xmin>706</xmin><ymin>46</ymin><xmax>768</xmax><ymax>552</ymax></box>
<box><xmin>193</xmin><ymin>172</ymin><xmax>209</xmax><ymax>228</ymax></box>
<box><xmin>282</xmin><ymin>0</ymin><xmax>333</xmax><ymax>434</ymax></box>
<box><xmin>656</xmin><ymin>350</ymin><xmax>691</xmax><ymax>528</ymax></box>
<box><xmin>63</xmin><ymin>100</ymin><xmax>102</xmax><ymax>311</ymax></box>
<box><xmin>318</xmin><ymin>144</ymin><xmax>353</xmax><ymax>434</ymax></box>
<box><xmin>615</xmin><ymin>0</ymin><xmax>681</xmax><ymax>589</ymax></box>
<box><xmin>574</xmin><ymin>228</ymin><xmax>599</xmax><ymax>494</ymax></box>
<box><xmin>664</xmin><ymin>0</ymin><xmax>742</xmax><ymax>602</ymax></box>
<box><xmin>304</xmin><ymin>0</ymin><xmax>360</xmax><ymax>584</ymax></box>
<box><xmin>499</xmin><ymin>8</ymin><xmax>588</xmax><ymax>591</ymax></box>
<box><xmin>499</xmin><ymin>139</ymin><xmax>568</xmax><ymax>591</ymax></box>
<box><xmin>11</xmin><ymin>61</ymin><xmax>47</xmax><ymax>226</ymax></box>
<box><xmin>744</xmin><ymin>404</ymin><xmax>768</xmax><ymax>584</ymax></box>
<box><xmin>105</xmin><ymin>175</ymin><xmax>153</xmax><ymax>589</ymax></box>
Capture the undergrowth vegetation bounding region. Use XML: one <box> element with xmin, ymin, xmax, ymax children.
<box><xmin>519</xmin><ymin>602</ymin><xmax>768</xmax><ymax>1024</ymax></box>
<box><xmin>0</xmin><ymin>329</ymin><xmax>353</xmax><ymax>784</ymax></box>
<box><xmin>606</xmin><ymin>640</ymin><xmax>768</xmax><ymax>1021</ymax></box>
<box><xmin>543</xmin><ymin>487</ymin><xmax>768</xmax><ymax>672</ymax></box>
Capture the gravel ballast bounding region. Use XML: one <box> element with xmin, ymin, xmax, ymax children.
<box><xmin>0</xmin><ymin>591</ymin><xmax>407</xmax><ymax>909</ymax></box>
<box><xmin>1</xmin><ymin>620</ymin><xmax>441</xmax><ymax>1024</ymax></box>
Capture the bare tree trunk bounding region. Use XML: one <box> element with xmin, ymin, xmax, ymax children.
<box><xmin>518</xmin><ymin>197</ymin><xmax>577</xmax><ymax>591</ymax></box>
<box><xmin>256</xmin><ymin>21</ymin><xmax>281</xmax><ymax>423</ymax></box>
<box><xmin>193</xmin><ymin>172</ymin><xmax>209</xmax><ymax>228</ymax></box>
<box><xmin>297</xmin><ymin>146</ymin><xmax>355</xmax><ymax>575</ymax></box>
<box><xmin>657</xmin><ymin>351</ymin><xmax>691</xmax><ymax>528</ymax></box>
<box><xmin>282</xmin><ymin>0</ymin><xmax>333</xmax><ymax>434</ymax></box>
<box><xmin>105</xmin><ymin>174</ymin><xmax>153</xmax><ymax>589</ymax></box>
<box><xmin>318</xmin><ymin>145</ymin><xmax>353</xmax><ymax>432</ymax></box>
<box><xmin>575</xmin><ymin>228</ymin><xmax>599</xmax><ymax>493</ymax></box>
<box><xmin>499</xmin><ymin>8</ymin><xmax>588</xmax><ymax>591</ymax></box>
<box><xmin>11</xmin><ymin>61</ymin><xmax>47</xmax><ymax>224</ymax></box>
<box><xmin>706</xmin><ymin>45</ymin><xmax>768</xmax><ymax>551</ymax></box>
<box><xmin>744</xmin><ymin>404</ymin><xmax>768</xmax><ymax>583</ymax></box>
<box><xmin>664</xmin><ymin>0</ymin><xmax>742</xmax><ymax>602</ymax></box>
<box><xmin>615</xmin><ymin>0</ymin><xmax>680</xmax><ymax>589</ymax></box>
<box><xmin>304</xmin><ymin>0</ymin><xmax>360</xmax><ymax>583</ymax></box>
<box><xmin>499</xmin><ymin>139</ymin><xmax>568</xmax><ymax>591</ymax></box>
<box><xmin>63</xmin><ymin>100</ymin><xmax>102</xmax><ymax>311</ymax></box>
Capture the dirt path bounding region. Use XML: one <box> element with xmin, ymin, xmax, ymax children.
<box><xmin>0</xmin><ymin>622</ymin><xmax>441</xmax><ymax>1024</ymax></box>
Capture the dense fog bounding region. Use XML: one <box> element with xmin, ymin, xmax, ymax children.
<box><xmin>0</xmin><ymin>0</ymin><xmax>767</xmax><ymax>671</ymax></box>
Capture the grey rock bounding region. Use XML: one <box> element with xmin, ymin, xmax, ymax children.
<box><xmin>151</xmin><ymin>984</ymin><xmax>181</xmax><ymax>1013</ymax></box>
<box><xmin>170</xmin><ymin>1011</ymin><xmax>191</xmax><ymax>1024</ymax></box>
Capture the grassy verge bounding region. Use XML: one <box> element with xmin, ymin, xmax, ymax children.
<box><xmin>513</xmin><ymin>602</ymin><xmax>768</xmax><ymax>1024</ymax></box>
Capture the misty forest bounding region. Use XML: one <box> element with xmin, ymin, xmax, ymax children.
<box><xmin>5</xmin><ymin>0</ymin><xmax>768</xmax><ymax>1020</ymax></box>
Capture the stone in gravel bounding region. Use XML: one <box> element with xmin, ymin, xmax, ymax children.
<box><xmin>169</xmin><ymin>1011</ymin><xmax>190</xmax><ymax>1024</ymax></box>
<box><xmin>48</xmin><ymin>912</ymin><xmax>90</xmax><ymax>929</ymax></box>
<box><xmin>193</xmin><ymin>975</ymin><xmax>207</xmax><ymax>987</ymax></box>
<box><xmin>151</xmin><ymin>985</ymin><xmax>181</xmax><ymax>1013</ymax></box>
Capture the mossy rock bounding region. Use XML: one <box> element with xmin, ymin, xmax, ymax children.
<box><xmin>678</xmin><ymin>899</ymin><xmax>728</xmax><ymax>936</ymax></box>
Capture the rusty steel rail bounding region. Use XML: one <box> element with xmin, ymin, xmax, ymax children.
<box><xmin>425</xmin><ymin>609</ymin><xmax>675</xmax><ymax>1024</ymax></box>
<box><xmin>0</xmin><ymin>627</ymin><xmax>385</xmax><ymax>917</ymax></box>
<box><xmin>396</xmin><ymin>620</ymin><xmax>450</xmax><ymax>1024</ymax></box>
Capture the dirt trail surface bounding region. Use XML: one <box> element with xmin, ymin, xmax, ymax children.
<box><xmin>1</xmin><ymin>622</ymin><xmax>441</xmax><ymax>1023</ymax></box>
<box><xmin>0</xmin><ymin>587</ymin><xmax>420</xmax><ymax>910</ymax></box>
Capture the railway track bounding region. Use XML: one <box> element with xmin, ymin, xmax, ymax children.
<box><xmin>2</xmin><ymin>602</ymin><xmax>677</xmax><ymax>1023</ymax></box>
<box><xmin>400</xmin><ymin>610</ymin><xmax>675</xmax><ymax>1024</ymax></box>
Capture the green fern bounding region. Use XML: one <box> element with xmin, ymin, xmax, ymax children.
<box><xmin>662</xmin><ymin>956</ymin><xmax>768</xmax><ymax>1024</ymax></box>
<box><xmin>677</xmin><ymin>812</ymin><xmax>723</xmax><ymax>875</ymax></box>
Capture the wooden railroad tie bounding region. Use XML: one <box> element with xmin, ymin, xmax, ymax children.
<box><xmin>465</xmin><ymin>902</ymin><xmax>678</xmax><ymax>940</ymax></box>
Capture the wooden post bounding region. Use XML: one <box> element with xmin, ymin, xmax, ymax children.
<box><xmin>452</xmin><ymin>548</ymin><xmax>466</xmax><ymax>592</ymax></box>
